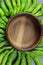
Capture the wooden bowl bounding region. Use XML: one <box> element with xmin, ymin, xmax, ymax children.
<box><xmin>6</xmin><ymin>13</ymin><xmax>42</xmax><ymax>51</ymax></box>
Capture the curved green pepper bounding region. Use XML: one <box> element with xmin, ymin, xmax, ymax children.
<box><xmin>26</xmin><ymin>52</ymin><xmax>32</xmax><ymax>65</ymax></box>
<box><xmin>0</xmin><ymin>23</ymin><xmax>6</xmax><ymax>29</ymax></box>
<box><xmin>0</xmin><ymin>8</ymin><xmax>4</xmax><ymax>16</ymax></box>
<box><xmin>0</xmin><ymin>50</ymin><xmax>9</xmax><ymax>64</ymax></box>
<box><xmin>5</xmin><ymin>0</ymin><xmax>14</xmax><ymax>17</ymax></box>
<box><xmin>0</xmin><ymin>34</ymin><xmax>5</xmax><ymax>38</ymax></box>
<box><xmin>0</xmin><ymin>37</ymin><xmax>5</xmax><ymax>42</ymax></box>
<box><xmin>7</xmin><ymin>50</ymin><xmax>17</xmax><ymax>65</ymax></box>
<box><xmin>41</xmin><ymin>5</ymin><xmax>43</xmax><ymax>14</ymax></box>
<box><xmin>31</xmin><ymin>53</ymin><xmax>42</xmax><ymax>65</ymax></box>
<box><xmin>21</xmin><ymin>53</ymin><xmax>26</xmax><ymax>65</ymax></box>
<box><xmin>0</xmin><ymin>46</ymin><xmax>12</xmax><ymax>53</ymax></box>
<box><xmin>12</xmin><ymin>0</ymin><xmax>17</xmax><ymax>14</ymax></box>
<box><xmin>16</xmin><ymin>0</ymin><xmax>21</xmax><ymax>13</ymax></box>
<box><xmin>0</xmin><ymin>41</ymin><xmax>7</xmax><ymax>48</ymax></box>
<box><xmin>32</xmin><ymin>4</ymin><xmax>42</xmax><ymax>14</ymax></box>
<box><xmin>24</xmin><ymin>0</ymin><xmax>31</xmax><ymax>12</ymax></box>
<box><xmin>32</xmin><ymin>51</ymin><xmax>43</xmax><ymax>56</ymax></box>
<box><xmin>0</xmin><ymin>1</ymin><xmax>9</xmax><ymax>16</ymax></box>
<box><xmin>35</xmin><ymin>11</ymin><xmax>42</xmax><ymax>16</ymax></box>
<box><xmin>1</xmin><ymin>49</ymin><xmax>14</xmax><ymax>65</ymax></box>
<box><xmin>27</xmin><ymin>0</ymin><xmax>37</xmax><ymax>12</ymax></box>
<box><xmin>20</xmin><ymin>0</ymin><xmax>26</xmax><ymax>12</ymax></box>
<box><xmin>0</xmin><ymin>28</ymin><xmax>5</xmax><ymax>34</ymax></box>
<box><xmin>34</xmin><ymin>48</ymin><xmax>43</xmax><ymax>51</ymax></box>
<box><xmin>0</xmin><ymin>18</ymin><xmax>6</xmax><ymax>25</ymax></box>
<box><xmin>13</xmin><ymin>51</ymin><xmax>21</xmax><ymax>65</ymax></box>
<box><xmin>1</xmin><ymin>16</ymin><xmax>8</xmax><ymax>23</ymax></box>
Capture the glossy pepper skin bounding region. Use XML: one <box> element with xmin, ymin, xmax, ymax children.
<box><xmin>13</xmin><ymin>51</ymin><xmax>21</xmax><ymax>65</ymax></box>
<box><xmin>16</xmin><ymin>0</ymin><xmax>21</xmax><ymax>13</ymax></box>
<box><xmin>5</xmin><ymin>0</ymin><xmax>14</xmax><ymax>17</ymax></box>
<box><xmin>31</xmin><ymin>53</ymin><xmax>42</xmax><ymax>65</ymax></box>
<box><xmin>24</xmin><ymin>0</ymin><xmax>31</xmax><ymax>12</ymax></box>
<box><xmin>26</xmin><ymin>52</ymin><xmax>32</xmax><ymax>65</ymax></box>
<box><xmin>0</xmin><ymin>37</ymin><xmax>5</xmax><ymax>42</ymax></box>
<box><xmin>41</xmin><ymin>5</ymin><xmax>43</xmax><ymax>14</ymax></box>
<box><xmin>35</xmin><ymin>11</ymin><xmax>42</xmax><ymax>16</ymax></box>
<box><xmin>0</xmin><ymin>34</ymin><xmax>5</xmax><ymax>38</ymax></box>
<box><xmin>1</xmin><ymin>49</ymin><xmax>14</xmax><ymax>65</ymax></box>
<box><xmin>0</xmin><ymin>23</ymin><xmax>6</xmax><ymax>29</ymax></box>
<box><xmin>27</xmin><ymin>0</ymin><xmax>37</xmax><ymax>12</ymax></box>
<box><xmin>0</xmin><ymin>46</ymin><xmax>12</xmax><ymax>53</ymax></box>
<box><xmin>21</xmin><ymin>53</ymin><xmax>26</xmax><ymax>65</ymax></box>
<box><xmin>32</xmin><ymin>4</ymin><xmax>42</xmax><ymax>14</ymax></box>
<box><xmin>0</xmin><ymin>28</ymin><xmax>5</xmax><ymax>34</ymax></box>
<box><xmin>32</xmin><ymin>51</ymin><xmax>43</xmax><ymax>56</ymax></box>
<box><xmin>0</xmin><ymin>18</ymin><xmax>6</xmax><ymax>26</ymax></box>
<box><xmin>0</xmin><ymin>1</ymin><xmax>9</xmax><ymax>16</ymax></box>
<box><xmin>7</xmin><ymin>50</ymin><xmax>17</xmax><ymax>65</ymax></box>
<box><xmin>0</xmin><ymin>8</ymin><xmax>4</xmax><ymax>16</ymax></box>
<box><xmin>12</xmin><ymin>0</ymin><xmax>17</xmax><ymax>14</ymax></box>
<box><xmin>20</xmin><ymin>0</ymin><xmax>26</xmax><ymax>12</ymax></box>
<box><xmin>0</xmin><ymin>41</ymin><xmax>7</xmax><ymax>48</ymax></box>
<box><xmin>34</xmin><ymin>48</ymin><xmax>43</xmax><ymax>51</ymax></box>
<box><xmin>1</xmin><ymin>16</ymin><xmax>8</xmax><ymax>23</ymax></box>
<box><xmin>0</xmin><ymin>50</ymin><xmax>9</xmax><ymax>64</ymax></box>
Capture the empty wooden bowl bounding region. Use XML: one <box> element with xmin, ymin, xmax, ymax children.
<box><xmin>6</xmin><ymin>13</ymin><xmax>42</xmax><ymax>51</ymax></box>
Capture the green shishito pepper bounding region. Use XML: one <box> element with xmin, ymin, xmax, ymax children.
<box><xmin>32</xmin><ymin>4</ymin><xmax>42</xmax><ymax>14</ymax></box>
<box><xmin>35</xmin><ymin>11</ymin><xmax>42</xmax><ymax>16</ymax></box>
<box><xmin>34</xmin><ymin>48</ymin><xmax>43</xmax><ymax>51</ymax></box>
<box><xmin>7</xmin><ymin>50</ymin><xmax>17</xmax><ymax>65</ymax></box>
<box><xmin>31</xmin><ymin>53</ymin><xmax>42</xmax><ymax>65</ymax></box>
<box><xmin>32</xmin><ymin>51</ymin><xmax>43</xmax><ymax>56</ymax></box>
<box><xmin>5</xmin><ymin>0</ymin><xmax>14</xmax><ymax>17</ymax></box>
<box><xmin>21</xmin><ymin>53</ymin><xmax>26</xmax><ymax>65</ymax></box>
<box><xmin>0</xmin><ymin>46</ymin><xmax>12</xmax><ymax>53</ymax></box>
<box><xmin>0</xmin><ymin>41</ymin><xmax>8</xmax><ymax>48</ymax></box>
<box><xmin>0</xmin><ymin>34</ymin><xmax>5</xmax><ymax>38</ymax></box>
<box><xmin>0</xmin><ymin>1</ymin><xmax>9</xmax><ymax>16</ymax></box>
<box><xmin>41</xmin><ymin>5</ymin><xmax>43</xmax><ymax>14</ymax></box>
<box><xmin>0</xmin><ymin>18</ymin><xmax>6</xmax><ymax>26</ymax></box>
<box><xmin>34</xmin><ymin>4</ymin><xmax>43</xmax><ymax>16</ymax></box>
<box><xmin>1</xmin><ymin>49</ymin><xmax>14</xmax><ymax>65</ymax></box>
<box><xmin>20</xmin><ymin>0</ymin><xmax>26</xmax><ymax>12</ymax></box>
<box><xmin>17</xmin><ymin>0</ymin><xmax>21</xmax><ymax>13</ymax></box>
<box><xmin>27</xmin><ymin>0</ymin><xmax>37</xmax><ymax>12</ymax></box>
<box><xmin>0</xmin><ymin>50</ymin><xmax>9</xmax><ymax>64</ymax></box>
<box><xmin>0</xmin><ymin>8</ymin><xmax>4</xmax><ymax>16</ymax></box>
<box><xmin>24</xmin><ymin>0</ymin><xmax>31</xmax><ymax>12</ymax></box>
<box><xmin>0</xmin><ymin>37</ymin><xmax>5</xmax><ymax>42</ymax></box>
<box><xmin>26</xmin><ymin>52</ymin><xmax>32</xmax><ymax>65</ymax></box>
<box><xmin>16</xmin><ymin>0</ymin><xmax>21</xmax><ymax>13</ymax></box>
<box><xmin>0</xmin><ymin>8</ymin><xmax>8</xmax><ymax>23</ymax></box>
<box><xmin>0</xmin><ymin>23</ymin><xmax>6</xmax><ymax>29</ymax></box>
<box><xmin>13</xmin><ymin>51</ymin><xmax>21</xmax><ymax>65</ymax></box>
<box><xmin>0</xmin><ymin>28</ymin><xmax>5</xmax><ymax>34</ymax></box>
<box><xmin>1</xmin><ymin>16</ymin><xmax>8</xmax><ymax>23</ymax></box>
<box><xmin>12</xmin><ymin>0</ymin><xmax>17</xmax><ymax>14</ymax></box>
